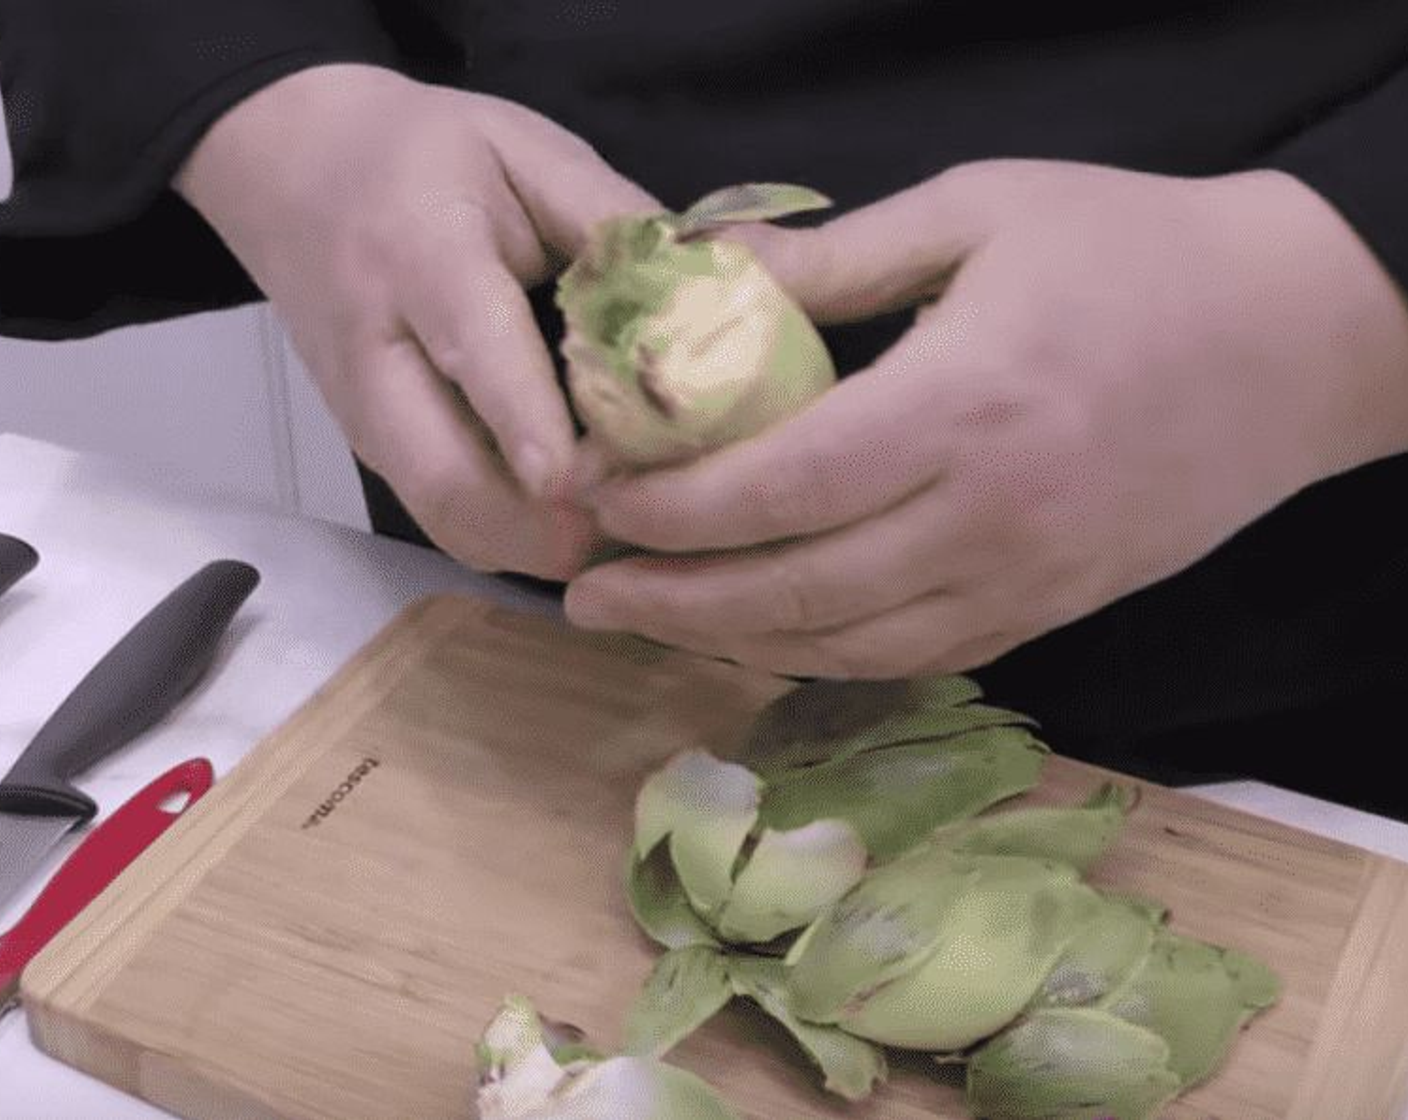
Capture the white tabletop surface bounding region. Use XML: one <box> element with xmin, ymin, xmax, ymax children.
<box><xmin>3</xmin><ymin>431</ymin><xmax>1407</xmax><ymax>1120</ymax></box>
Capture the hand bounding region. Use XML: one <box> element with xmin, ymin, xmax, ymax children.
<box><xmin>175</xmin><ymin>64</ymin><xmax>658</xmax><ymax>578</ymax></box>
<box><xmin>563</xmin><ymin>160</ymin><xmax>1408</xmax><ymax>677</ymax></box>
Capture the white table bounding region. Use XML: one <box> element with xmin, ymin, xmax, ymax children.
<box><xmin>3</xmin><ymin>432</ymin><xmax>1408</xmax><ymax>1120</ymax></box>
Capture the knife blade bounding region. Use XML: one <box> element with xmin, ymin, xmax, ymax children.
<box><xmin>0</xmin><ymin>534</ymin><xmax>38</xmax><ymax>600</ymax></box>
<box><xmin>0</xmin><ymin>560</ymin><xmax>258</xmax><ymax>912</ymax></box>
<box><xmin>0</xmin><ymin>758</ymin><xmax>215</xmax><ymax>1017</ymax></box>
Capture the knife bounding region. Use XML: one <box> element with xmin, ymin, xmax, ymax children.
<box><xmin>0</xmin><ymin>560</ymin><xmax>259</xmax><ymax>912</ymax></box>
<box><xmin>0</xmin><ymin>534</ymin><xmax>38</xmax><ymax>600</ymax></box>
<box><xmin>0</xmin><ymin>758</ymin><xmax>215</xmax><ymax>1017</ymax></box>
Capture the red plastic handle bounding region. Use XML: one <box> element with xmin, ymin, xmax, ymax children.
<box><xmin>0</xmin><ymin>758</ymin><xmax>214</xmax><ymax>1003</ymax></box>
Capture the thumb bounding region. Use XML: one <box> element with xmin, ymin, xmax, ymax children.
<box><xmin>724</xmin><ymin>172</ymin><xmax>997</xmax><ymax>325</ymax></box>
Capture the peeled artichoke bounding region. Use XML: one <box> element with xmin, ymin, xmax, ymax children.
<box><xmin>556</xmin><ymin>183</ymin><xmax>836</xmax><ymax>465</ymax></box>
<box><xmin>475</xmin><ymin>996</ymin><xmax>739</xmax><ymax>1120</ymax></box>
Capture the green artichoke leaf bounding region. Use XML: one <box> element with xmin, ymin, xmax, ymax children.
<box><xmin>743</xmin><ymin>676</ymin><xmax>1029</xmax><ymax>776</ymax></box>
<box><xmin>726</xmin><ymin>954</ymin><xmax>888</xmax><ymax>1102</ymax></box>
<box><xmin>625</xmin><ymin>946</ymin><xmax>734</xmax><ymax>1058</ymax></box>
<box><xmin>625</xmin><ymin>845</ymin><xmax>720</xmax><ymax>951</ymax></box>
<box><xmin>1029</xmin><ymin>893</ymin><xmax>1165</xmax><ymax>1010</ymax></box>
<box><xmin>714</xmin><ymin>819</ymin><xmax>869</xmax><ymax>943</ymax></box>
<box><xmin>833</xmin><ymin>855</ymin><xmax>1105</xmax><ymax>1050</ymax></box>
<box><xmin>477</xmin><ymin>995</ymin><xmax>742</xmax><ymax>1120</ymax></box>
<box><xmin>929</xmin><ymin>783</ymin><xmax>1136</xmax><ymax>873</ymax></box>
<box><xmin>635</xmin><ymin>751</ymin><xmax>761</xmax><ymax>919</ymax></box>
<box><xmin>1101</xmin><ymin>928</ymin><xmax>1283</xmax><ymax>1088</ymax></box>
<box><xmin>965</xmin><ymin>1007</ymin><xmax>1182</xmax><ymax>1120</ymax></box>
<box><xmin>673</xmin><ymin>183</ymin><xmax>833</xmax><ymax>238</ymax></box>
<box><xmin>758</xmin><ymin>727</ymin><xmax>1049</xmax><ymax>861</ymax></box>
<box><xmin>783</xmin><ymin>845</ymin><xmax>981</xmax><ymax>1024</ymax></box>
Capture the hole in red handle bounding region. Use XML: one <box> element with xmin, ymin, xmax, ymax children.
<box><xmin>158</xmin><ymin>790</ymin><xmax>193</xmax><ymax>815</ymax></box>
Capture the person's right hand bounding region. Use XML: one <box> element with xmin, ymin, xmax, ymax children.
<box><xmin>174</xmin><ymin>64</ymin><xmax>658</xmax><ymax>579</ymax></box>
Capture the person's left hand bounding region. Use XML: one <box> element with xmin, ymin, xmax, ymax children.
<box><xmin>560</xmin><ymin>160</ymin><xmax>1408</xmax><ymax>678</ymax></box>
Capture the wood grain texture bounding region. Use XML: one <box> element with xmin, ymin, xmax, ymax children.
<box><xmin>22</xmin><ymin>595</ymin><xmax>1408</xmax><ymax>1120</ymax></box>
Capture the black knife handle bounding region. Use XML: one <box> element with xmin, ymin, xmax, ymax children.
<box><xmin>0</xmin><ymin>560</ymin><xmax>260</xmax><ymax>820</ymax></box>
<box><xmin>0</xmin><ymin>534</ymin><xmax>38</xmax><ymax>599</ymax></box>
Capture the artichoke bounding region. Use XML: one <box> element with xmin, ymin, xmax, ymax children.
<box><xmin>475</xmin><ymin>995</ymin><xmax>739</xmax><ymax>1120</ymax></box>
<box><xmin>556</xmin><ymin>183</ymin><xmax>836</xmax><ymax>465</ymax></box>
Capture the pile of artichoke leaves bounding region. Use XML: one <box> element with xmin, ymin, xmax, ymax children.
<box><xmin>480</xmin><ymin>677</ymin><xmax>1280</xmax><ymax>1120</ymax></box>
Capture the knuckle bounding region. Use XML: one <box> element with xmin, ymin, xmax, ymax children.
<box><xmin>736</xmin><ymin>462</ymin><xmax>831</xmax><ymax>539</ymax></box>
<box><xmin>760</xmin><ymin>556</ymin><xmax>828</xmax><ymax>632</ymax></box>
<box><xmin>947</xmin><ymin>368</ymin><xmax>1040</xmax><ymax>435</ymax></box>
<box><xmin>951</xmin><ymin>411</ymin><xmax>1078</xmax><ymax>529</ymax></box>
<box><xmin>325</xmin><ymin>228</ymin><xmax>389</xmax><ymax>291</ymax></box>
<box><xmin>952</xmin><ymin>454</ymin><xmax>1034</xmax><ymax>529</ymax></box>
<box><xmin>421</xmin><ymin>336</ymin><xmax>474</xmax><ymax>383</ymax></box>
<box><xmin>406</xmin><ymin>187</ymin><xmax>499</xmax><ymax>243</ymax></box>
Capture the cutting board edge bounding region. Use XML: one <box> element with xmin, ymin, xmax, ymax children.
<box><xmin>20</xmin><ymin>594</ymin><xmax>473</xmax><ymax>1020</ymax></box>
<box><xmin>1284</xmin><ymin>853</ymin><xmax>1408</xmax><ymax>1120</ymax></box>
<box><xmin>25</xmin><ymin>1000</ymin><xmax>292</xmax><ymax>1120</ymax></box>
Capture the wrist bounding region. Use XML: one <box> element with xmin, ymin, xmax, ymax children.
<box><xmin>173</xmin><ymin>63</ymin><xmax>412</xmax><ymax>232</ymax></box>
<box><xmin>1213</xmin><ymin>169</ymin><xmax>1408</xmax><ymax>483</ymax></box>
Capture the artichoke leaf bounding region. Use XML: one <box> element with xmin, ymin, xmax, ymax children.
<box><xmin>726</xmin><ymin>954</ymin><xmax>888</xmax><ymax>1102</ymax></box>
<box><xmin>1101</xmin><ymin>928</ymin><xmax>1283</xmax><ymax>1087</ymax></box>
<box><xmin>714</xmin><ymin>819</ymin><xmax>868</xmax><ymax>943</ymax></box>
<box><xmin>759</xmin><ymin>727</ymin><xmax>1048</xmax><ymax>861</ymax></box>
<box><xmin>634</xmin><ymin>751</ymin><xmax>760</xmax><ymax>918</ymax></box>
<box><xmin>783</xmin><ymin>845</ymin><xmax>981</xmax><ymax>1023</ymax></box>
<box><xmin>744</xmin><ymin>676</ymin><xmax>1020</xmax><ymax>775</ymax></box>
<box><xmin>625</xmin><ymin>946</ymin><xmax>733</xmax><ymax>1058</ymax></box>
<box><xmin>625</xmin><ymin>845</ymin><xmax>720</xmax><ymax>951</ymax></box>
<box><xmin>1029</xmin><ymin>893</ymin><xmax>1165</xmax><ymax>1010</ymax></box>
<box><xmin>832</xmin><ymin>855</ymin><xmax>1105</xmax><ymax>1050</ymax></box>
<box><xmin>929</xmin><ymin>782</ymin><xmax>1136</xmax><ymax>873</ymax></box>
<box><xmin>673</xmin><ymin>183</ymin><xmax>832</xmax><ymax>238</ymax></box>
<box><xmin>965</xmin><ymin>1007</ymin><xmax>1182</xmax><ymax>1120</ymax></box>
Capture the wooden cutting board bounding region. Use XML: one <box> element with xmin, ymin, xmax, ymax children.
<box><xmin>22</xmin><ymin>595</ymin><xmax>1408</xmax><ymax>1120</ymax></box>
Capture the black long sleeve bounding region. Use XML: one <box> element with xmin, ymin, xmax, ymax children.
<box><xmin>6</xmin><ymin>1</ymin><xmax>1408</xmax><ymax>339</ymax></box>
<box><xmin>0</xmin><ymin>1</ymin><xmax>399</xmax><ymax>338</ymax></box>
<box><xmin>4</xmin><ymin>0</ymin><xmax>1408</xmax><ymax>812</ymax></box>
